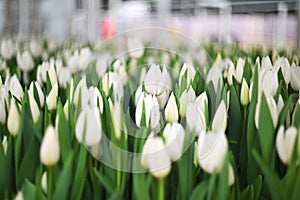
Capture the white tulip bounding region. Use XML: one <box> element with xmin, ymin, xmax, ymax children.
<box><xmin>206</xmin><ymin>66</ymin><xmax>223</xmax><ymax>92</ymax></box>
<box><xmin>127</xmin><ymin>37</ymin><xmax>144</xmax><ymax>59</ymax></box>
<box><xmin>29</xmin><ymin>81</ymin><xmax>44</xmax><ymax>107</ymax></box>
<box><xmin>228</xmin><ymin>164</ymin><xmax>235</xmax><ymax>186</ymax></box>
<box><xmin>46</xmin><ymin>83</ymin><xmax>58</xmax><ymax>111</ymax></box>
<box><xmin>2</xmin><ymin>136</ymin><xmax>7</xmax><ymax>155</ymax></box>
<box><xmin>240</xmin><ymin>78</ymin><xmax>249</xmax><ymax>106</ymax></box>
<box><xmin>179</xmin><ymin>87</ymin><xmax>196</xmax><ymax>117</ymax></box>
<box><xmin>63</xmin><ymin>99</ymin><xmax>69</xmax><ymax>120</ymax></box>
<box><xmin>9</xmin><ymin>75</ymin><xmax>24</xmax><ymax>100</ymax></box>
<box><xmin>277</xmin><ymin>95</ymin><xmax>284</xmax><ymax>113</ymax></box>
<box><xmin>36</xmin><ymin>61</ymin><xmax>57</xmax><ymax>86</ymax></box>
<box><xmin>227</xmin><ymin>62</ymin><xmax>235</xmax><ymax>86</ymax></box>
<box><xmin>276</xmin><ymin>126</ymin><xmax>298</xmax><ymax>165</ymax></box>
<box><xmin>144</xmin><ymin>64</ymin><xmax>171</xmax><ymax>109</ymax></box>
<box><xmin>7</xmin><ymin>100</ymin><xmax>20</xmax><ymax>137</ymax></box>
<box><xmin>109</xmin><ymin>99</ymin><xmax>122</xmax><ymax>140</ymax></box>
<box><xmin>261</xmin><ymin>56</ymin><xmax>272</xmax><ymax>69</ymax></box>
<box><xmin>274</xmin><ymin>57</ymin><xmax>291</xmax><ymax>84</ymax></box>
<box><xmin>87</xmin><ymin>86</ymin><xmax>104</xmax><ymax>113</ymax></box>
<box><xmin>73</xmin><ymin>77</ymin><xmax>88</xmax><ymax>107</ymax></box>
<box><xmin>186</xmin><ymin>103</ymin><xmax>206</xmax><ymax>135</ymax></box>
<box><xmin>234</xmin><ymin>58</ymin><xmax>244</xmax><ymax>83</ymax></box>
<box><xmin>258</xmin><ymin>68</ymin><xmax>278</xmax><ymax>97</ymax></box>
<box><xmin>163</xmin><ymin>123</ymin><xmax>185</xmax><ymax>161</ymax></box>
<box><xmin>58</xmin><ymin>67</ymin><xmax>71</xmax><ymax>89</ymax></box>
<box><xmin>17</xmin><ymin>51</ymin><xmax>34</xmax><ymax>72</ymax></box>
<box><xmin>28</xmin><ymin>93</ymin><xmax>40</xmax><ymax>123</ymax></box>
<box><xmin>0</xmin><ymin>100</ymin><xmax>6</xmax><ymax>124</ymax></box>
<box><xmin>0</xmin><ymin>39</ymin><xmax>14</xmax><ymax>59</ymax></box>
<box><xmin>68</xmin><ymin>47</ymin><xmax>91</xmax><ymax>73</ymax></box>
<box><xmin>165</xmin><ymin>93</ymin><xmax>178</xmax><ymax>123</ymax></box>
<box><xmin>30</xmin><ymin>40</ymin><xmax>42</xmax><ymax>57</ymax></box>
<box><xmin>40</xmin><ymin>125</ymin><xmax>60</xmax><ymax>166</ymax></box>
<box><xmin>255</xmin><ymin>96</ymin><xmax>278</xmax><ymax>129</ymax></box>
<box><xmin>141</xmin><ymin>134</ymin><xmax>171</xmax><ymax>178</ymax></box>
<box><xmin>195</xmin><ymin>91</ymin><xmax>208</xmax><ymax>113</ymax></box>
<box><xmin>197</xmin><ymin>130</ymin><xmax>228</xmax><ymax>173</ymax></box>
<box><xmin>41</xmin><ymin>172</ymin><xmax>47</xmax><ymax>193</ymax></box>
<box><xmin>212</xmin><ymin>100</ymin><xmax>227</xmax><ymax>132</ymax></box>
<box><xmin>102</xmin><ymin>72</ymin><xmax>124</xmax><ymax>101</ymax></box>
<box><xmin>179</xmin><ymin>63</ymin><xmax>196</xmax><ymax>87</ymax></box>
<box><xmin>290</xmin><ymin>66</ymin><xmax>300</xmax><ymax>91</ymax></box>
<box><xmin>75</xmin><ymin>106</ymin><xmax>102</xmax><ymax>146</ymax></box>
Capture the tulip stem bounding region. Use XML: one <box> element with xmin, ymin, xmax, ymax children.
<box><xmin>47</xmin><ymin>166</ymin><xmax>53</xmax><ymax>200</ymax></box>
<box><xmin>158</xmin><ymin>178</ymin><xmax>165</xmax><ymax>200</ymax></box>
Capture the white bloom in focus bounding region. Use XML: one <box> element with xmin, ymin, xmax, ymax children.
<box><xmin>227</xmin><ymin>61</ymin><xmax>235</xmax><ymax>85</ymax></box>
<box><xmin>76</xmin><ymin>106</ymin><xmax>102</xmax><ymax>146</ymax></box>
<box><xmin>276</xmin><ymin>126</ymin><xmax>298</xmax><ymax>165</ymax></box>
<box><xmin>127</xmin><ymin>37</ymin><xmax>144</xmax><ymax>59</ymax></box>
<box><xmin>46</xmin><ymin>83</ymin><xmax>58</xmax><ymax>111</ymax></box>
<box><xmin>17</xmin><ymin>51</ymin><xmax>34</xmax><ymax>72</ymax></box>
<box><xmin>163</xmin><ymin>123</ymin><xmax>185</xmax><ymax>161</ymax></box>
<box><xmin>7</xmin><ymin>100</ymin><xmax>20</xmax><ymax>137</ymax></box>
<box><xmin>141</xmin><ymin>134</ymin><xmax>171</xmax><ymax>178</ymax></box>
<box><xmin>212</xmin><ymin>100</ymin><xmax>227</xmax><ymax>132</ymax></box>
<box><xmin>28</xmin><ymin>93</ymin><xmax>40</xmax><ymax>123</ymax></box>
<box><xmin>186</xmin><ymin>103</ymin><xmax>206</xmax><ymax>135</ymax></box>
<box><xmin>36</xmin><ymin>61</ymin><xmax>57</xmax><ymax>86</ymax></box>
<box><xmin>206</xmin><ymin>66</ymin><xmax>223</xmax><ymax>92</ymax></box>
<box><xmin>9</xmin><ymin>75</ymin><xmax>24</xmax><ymax>100</ymax></box>
<box><xmin>0</xmin><ymin>39</ymin><xmax>15</xmax><ymax>59</ymax></box>
<box><xmin>240</xmin><ymin>78</ymin><xmax>249</xmax><ymax>106</ymax></box>
<box><xmin>165</xmin><ymin>93</ymin><xmax>178</xmax><ymax>123</ymax></box>
<box><xmin>29</xmin><ymin>81</ymin><xmax>44</xmax><ymax>107</ymax></box>
<box><xmin>290</xmin><ymin>66</ymin><xmax>300</xmax><ymax>91</ymax></box>
<box><xmin>144</xmin><ymin>64</ymin><xmax>171</xmax><ymax>109</ymax></box>
<box><xmin>40</xmin><ymin>125</ymin><xmax>60</xmax><ymax>166</ymax></box>
<box><xmin>258</xmin><ymin>68</ymin><xmax>278</xmax><ymax>97</ymax></box>
<box><xmin>197</xmin><ymin>130</ymin><xmax>228</xmax><ymax>173</ymax></box>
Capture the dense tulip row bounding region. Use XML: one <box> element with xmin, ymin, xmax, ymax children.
<box><xmin>0</xmin><ymin>38</ymin><xmax>300</xmax><ymax>200</ymax></box>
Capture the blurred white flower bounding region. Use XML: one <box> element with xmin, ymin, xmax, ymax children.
<box><xmin>197</xmin><ymin>130</ymin><xmax>228</xmax><ymax>173</ymax></box>
<box><xmin>58</xmin><ymin>67</ymin><xmax>71</xmax><ymax>89</ymax></box>
<box><xmin>163</xmin><ymin>122</ymin><xmax>185</xmax><ymax>161</ymax></box>
<box><xmin>46</xmin><ymin>83</ymin><xmax>58</xmax><ymax>111</ymax></box>
<box><xmin>179</xmin><ymin>63</ymin><xmax>196</xmax><ymax>87</ymax></box>
<box><xmin>1</xmin><ymin>39</ymin><xmax>15</xmax><ymax>59</ymax></box>
<box><xmin>96</xmin><ymin>54</ymin><xmax>109</xmax><ymax>77</ymax></box>
<box><xmin>109</xmin><ymin>99</ymin><xmax>122</xmax><ymax>140</ymax></box>
<box><xmin>36</xmin><ymin>61</ymin><xmax>57</xmax><ymax>86</ymax></box>
<box><xmin>40</xmin><ymin>125</ymin><xmax>60</xmax><ymax>166</ymax></box>
<box><xmin>68</xmin><ymin>47</ymin><xmax>91</xmax><ymax>73</ymax></box>
<box><xmin>290</xmin><ymin>66</ymin><xmax>300</xmax><ymax>91</ymax></box>
<box><xmin>76</xmin><ymin>106</ymin><xmax>102</xmax><ymax>146</ymax></box>
<box><xmin>127</xmin><ymin>37</ymin><xmax>144</xmax><ymax>59</ymax></box>
<box><xmin>261</xmin><ymin>56</ymin><xmax>273</xmax><ymax>70</ymax></box>
<box><xmin>0</xmin><ymin>99</ymin><xmax>6</xmax><ymax>124</ymax></box>
<box><xmin>240</xmin><ymin>78</ymin><xmax>249</xmax><ymax>107</ymax></box>
<box><xmin>102</xmin><ymin>72</ymin><xmax>124</xmax><ymax>101</ymax></box>
<box><xmin>186</xmin><ymin>102</ymin><xmax>206</xmax><ymax>135</ymax></box>
<box><xmin>212</xmin><ymin>100</ymin><xmax>227</xmax><ymax>132</ymax></box>
<box><xmin>206</xmin><ymin>66</ymin><xmax>223</xmax><ymax>92</ymax></box>
<box><xmin>195</xmin><ymin>91</ymin><xmax>208</xmax><ymax>113</ymax></box>
<box><xmin>9</xmin><ymin>75</ymin><xmax>24</xmax><ymax>100</ymax></box>
<box><xmin>30</xmin><ymin>40</ymin><xmax>42</xmax><ymax>57</ymax></box>
<box><xmin>87</xmin><ymin>86</ymin><xmax>104</xmax><ymax>113</ymax></box>
<box><xmin>234</xmin><ymin>58</ymin><xmax>245</xmax><ymax>83</ymax></box>
<box><xmin>255</xmin><ymin>96</ymin><xmax>278</xmax><ymax>129</ymax></box>
<box><xmin>274</xmin><ymin>57</ymin><xmax>291</xmax><ymax>84</ymax></box>
<box><xmin>141</xmin><ymin>134</ymin><xmax>171</xmax><ymax>178</ymax></box>
<box><xmin>276</xmin><ymin>126</ymin><xmax>298</xmax><ymax>165</ymax></box>
<box><xmin>144</xmin><ymin>64</ymin><xmax>171</xmax><ymax>109</ymax></box>
<box><xmin>73</xmin><ymin>76</ymin><xmax>88</xmax><ymax>107</ymax></box>
<box><xmin>179</xmin><ymin>86</ymin><xmax>196</xmax><ymax>117</ymax></box>
<box><xmin>165</xmin><ymin>93</ymin><xmax>178</xmax><ymax>123</ymax></box>
<box><xmin>7</xmin><ymin>100</ymin><xmax>20</xmax><ymax>137</ymax></box>
<box><xmin>258</xmin><ymin>68</ymin><xmax>278</xmax><ymax>97</ymax></box>
<box><xmin>28</xmin><ymin>93</ymin><xmax>40</xmax><ymax>123</ymax></box>
<box><xmin>17</xmin><ymin>51</ymin><xmax>34</xmax><ymax>72</ymax></box>
<box><xmin>29</xmin><ymin>81</ymin><xmax>44</xmax><ymax>107</ymax></box>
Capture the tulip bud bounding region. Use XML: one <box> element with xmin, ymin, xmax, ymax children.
<box><xmin>2</xmin><ymin>136</ymin><xmax>7</xmax><ymax>155</ymax></box>
<box><xmin>7</xmin><ymin>100</ymin><xmax>20</xmax><ymax>137</ymax></box>
<box><xmin>29</xmin><ymin>81</ymin><xmax>44</xmax><ymax>107</ymax></box>
<box><xmin>290</xmin><ymin>66</ymin><xmax>300</xmax><ymax>91</ymax></box>
<box><xmin>179</xmin><ymin>63</ymin><xmax>196</xmax><ymax>87</ymax></box>
<box><xmin>197</xmin><ymin>130</ymin><xmax>228</xmax><ymax>173</ymax></box>
<box><xmin>274</xmin><ymin>57</ymin><xmax>291</xmax><ymax>84</ymax></box>
<box><xmin>88</xmin><ymin>86</ymin><xmax>104</xmax><ymax>113</ymax></box>
<box><xmin>240</xmin><ymin>78</ymin><xmax>249</xmax><ymax>106</ymax></box>
<box><xmin>127</xmin><ymin>37</ymin><xmax>144</xmax><ymax>59</ymax></box>
<box><xmin>228</xmin><ymin>164</ymin><xmax>235</xmax><ymax>186</ymax></box>
<box><xmin>165</xmin><ymin>93</ymin><xmax>179</xmax><ymax>123</ymax></box>
<box><xmin>195</xmin><ymin>91</ymin><xmax>208</xmax><ymax>112</ymax></box>
<box><xmin>141</xmin><ymin>134</ymin><xmax>171</xmax><ymax>178</ymax></box>
<box><xmin>41</xmin><ymin>172</ymin><xmax>47</xmax><ymax>193</ymax></box>
<box><xmin>28</xmin><ymin>93</ymin><xmax>40</xmax><ymax>123</ymax></box>
<box><xmin>63</xmin><ymin>99</ymin><xmax>69</xmax><ymax>120</ymax></box>
<box><xmin>30</xmin><ymin>40</ymin><xmax>42</xmax><ymax>57</ymax></box>
<box><xmin>255</xmin><ymin>96</ymin><xmax>278</xmax><ymax>129</ymax></box>
<box><xmin>186</xmin><ymin>103</ymin><xmax>206</xmax><ymax>135</ymax></box>
<box><xmin>163</xmin><ymin>123</ymin><xmax>185</xmax><ymax>161</ymax></box>
<box><xmin>0</xmin><ymin>100</ymin><xmax>6</xmax><ymax>124</ymax></box>
<box><xmin>1</xmin><ymin>39</ymin><xmax>15</xmax><ymax>59</ymax></box>
<box><xmin>212</xmin><ymin>100</ymin><xmax>227</xmax><ymax>132</ymax></box>
<box><xmin>261</xmin><ymin>56</ymin><xmax>272</xmax><ymax>69</ymax></box>
<box><xmin>9</xmin><ymin>75</ymin><xmax>24</xmax><ymax>100</ymax></box>
<box><xmin>206</xmin><ymin>66</ymin><xmax>223</xmax><ymax>92</ymax></box>
<box><xmin>40</xmin><ymin>125</ymin><xmax>60</xmax><ymax>166</ymax></box>
<box><xmin>17</xmin><ymin>51</ymin><xmax>34</xmax><ymax>72</ymax></box>
<box><xmin>276</xmin><ymin>126</ymin><xmax>298</xmax><ymax>165</ymax></box>
<box><xmin>75</xmin><ymin>106</ymin><xmax>102</xmax><ymax>146</ymax></box>
<box><xmin>227</xmin><ymin>62</ymin><xmax>235</xmax><ymax>86</ymax></box>
<box><xmin>73</xmin><ymin>77</ymin><xmax>88</xmax><ymax>107</ymax></box>
<box><xmin>179</xmin><ymin>87</ymin><xmax>196</xmax><ymax>117</ymax></box>
<box><xmin>46</xmin><ymin>83</ymin><xmax>58</xmax><ymax>111</ymax></box>
<box><xmin>58</xmin><ymin>67</ymin><xmax>71</xmax><ymax>89</ymax></box>
<box><xmin>234</xmin><ymin>58</ymin><xmax>244</xmax><ymax>83</ymax></box>
<box><xmin>109</xmin><ymin>99</ymin><xmax>122</xmax><ymax>140</ymax></box>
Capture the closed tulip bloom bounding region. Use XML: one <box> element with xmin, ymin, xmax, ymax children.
<box><xmin>127</xmin><ymin>37</ymin><xmax>144</xmax><ymax>59</ymax></box>
<box><xmin>195</xmin><ymin>91</ymin><xmax>208</xmax><ymax>113</ymax></box>
<box><xmin>9</xmin><ymin>75</ymin><xmax>24</xmax><ymax>100</ymax></box>
<box><xmin>234</xmin><ymin>58</ymin><xmax>245</xmax><ymax>83</ymax></box>
<box><xmin>228</xmin><ymin>164</ymin><xmax>235</xmax><ymax>186</ymax></box>
<box><xmin>28</xmin><ymin>93</ymin><xmax>40</xmax><ymax>123</ymax></box>
<box><xmin>0</xmin><ymin>100</ymin><xmax>6</xmax><ymax>124</ymax></box>
<box><xmin>75</xmin><ymin>106</ymin><xmax>102</xmax><ymax>146</ymax></box>
<box><xmin>7</xmin><ymin>100</ymin><xmax>20</xmax><ymax>137</ymax></box>
<box><xmin>165</xmin><ymin>93</ymin><xmax>178</xmax><ymax>123</ymax></box>
<box><xmin>46</xmin><ymin>83</ymin><xmax>58</xmax><ymax>111</ymax></box>
<box><xmin>58</xmin><ymin>67</ymin><xmax>71</xmax><ymax>89</ymax></box>
<box><xmin>36</xmin><ymin>61</ymin><xmax>57</xmax><ymax>86</ymax></box>
<box><xmin>290</xmin><ymin>66</ymin><xmax>300</xmax><ymax>91</ymax></box>
<box><xmin>261</xmin><ymin>56</ymin><xmax>273</xmax><ymax>69</ymax></box>
<box><xmin>109</xmin><ymin>99</ymin><xmax>122</xmax><ymax>140</ymax></box>
<box><xmin>29</xmin><ymin>81</ymin><xmax>44</xmax><ymax>107</ymax></box>
<box><xmin>276</xmin><ymin>126</ymin><xmax>298</xmax><ymax>165</ymax></box>
<box><xmin>141</xmin><ymin>134</ymin><xmax>171</xmax><ymax>178</ymax></box>
<box><xmin>227</xmin><ymin>62</ymin><xmax>235</xmax><ymax>86</ymax></box>
<box><xmin>212</xmin><ymin>100</ymin><xmax>227</xmax><ymax>132</ymax></box>
<box><xmin>255</xmin><ymin>96</ymin><xmax>278</xmax><ymax>129</ymax></box>
<box><xmin>41</xmin><ymin>172</ymin><xmax>47</xmax><ymax>194</ymax></box>
<box><xmin>30</xmin><ymin>40</ymin><xmax>42</xmax><ymax>57</ymax></box>
<box><xmin>197</xmin><ymin>130</ymin><xmax>228</xmax><ymax>173</ymax></box>
<box><xmin>240</xmin><ymin>78</ymin><xmax>249</xmax><ymax>106</ymax></box>
<box><xmin>1</xmin><ymin>39</ymin><xmax>15</xmax><ymax>59</ymax></box>
<box><xmin>163</xmin><ymin>122</ymin><xmax>185</xmax><ymax>161</ymax></box>
<box><xmin>73</xmin><ymin>76</ymin><xmax>88</xmax><ymax>107</ymax></box>
<box><xmin>17</xmin><ymin>51</ymin><xmax>34</xmax><ymax>72</ymax></box>
<box><xmin>179</xmin><ymin>87</ymin><xmax>196</xmax><ymax>117</ymax></box>
<box><xmin>40</xmin><ymin>125</ymin><xmax>60</xmax><ymax>166</ymax></box>
<box><xmin>274</xmin><ymin>57</ymin><xmax>291</xmax><ymax>84</ymax></box>
<box><xmin>259</xmin><ymin>68</ymin><xmax>278</xmax><ymax>97</ymax></box>
<box><xmin>2</xmin><ymin>136</ymin><xmax>7</xmax><ymax>155</ymax></box>
<box><xmin>87</xmin><ymin>86</ymin><xmax>104</xmax><ymax>113</ymax></box>
<box><xmin>186</xmin><ymin>103</ymin><xmax>206</xmax><ymax>135</ymax></box>
<box><xmin>179</xmin><ymin>63</ymin><xmax>196</xmax><ymax>87</ymax></box>
<box><xmin>102</xmin><ymin>72</ymin><xmax>124</xmax><ymax>101</ymax></box>
<box><xmin>206</xmin><ymin>66</ymin><xmax>223</xmax><ymax>92</ymax></box>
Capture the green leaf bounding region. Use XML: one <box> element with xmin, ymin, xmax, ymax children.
<box><xmin>278</xmin><ymin>96</ymin><xmax>292</xmax><ymax>126</ymax></box>
<box><xmin>292</xmin><ymin>102</ymin><xmax>300</xmax><ymax>128</ymax></box>
<box><xmin>0</xmin><ymin>139</ymin><xmax>5</xmax><ymax>196</ymax></box>
<box><xmin>253</xmin><ymin>175</ymin><xmax>263</xmax><ymax>200</ymax></box>
<box><xmin>189</xmin><ymin>180</ymin><xmax>208</xmax><ymax>200</ymax></box>
<box><xmin>94</xmin><ymin>168</ymin><xmax>116</xmax><ymax>195</ymax></box>
<box><xmin>217</xmin><ymin>153</ymin><xmax>229</xmax><ymax>200</ymax></box>
<box><xmin>252</xmin><ymin>149</ymin><xmax>284</xmax><ymax>200</ymax></box>
<box><xmin>21</xmin><ymin>179</ymin><xmax>37</xmax><ymax>200</ymax></box>
<box><xmin>132</xmin><ymin>174</ymin><xmax>151</xmax><ymax>200</ymax></box>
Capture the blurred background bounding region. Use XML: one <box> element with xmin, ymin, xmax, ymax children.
<box><xmin>0</xmin><ymin>0</ymin><xmax>299</xmax><ymax>49</ymax></box>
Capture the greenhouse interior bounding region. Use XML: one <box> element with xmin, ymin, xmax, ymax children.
<box><xmin>0</xmin><ymin>0</ymin><xmax>300</xmax><ymax>199</ymax></box>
